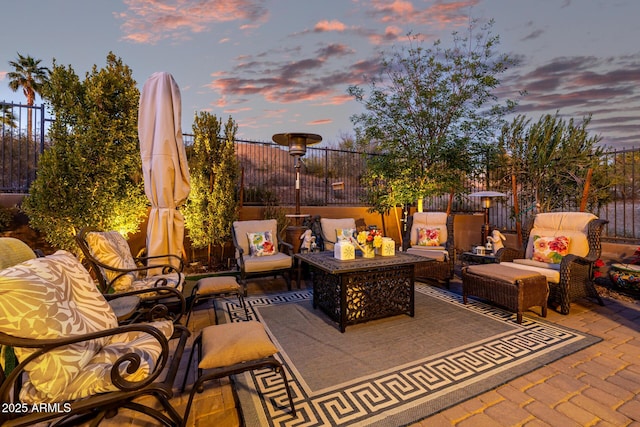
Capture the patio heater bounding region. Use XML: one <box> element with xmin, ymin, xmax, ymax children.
<box><xmin>273</xmin><ymin>132</ymin><xmax>322</xmax><ymax>253</ymax></box>
<box><xmin>469</xmin><ymin>191</ymin><xmax>507</xmax><ymax>244</ymax></box>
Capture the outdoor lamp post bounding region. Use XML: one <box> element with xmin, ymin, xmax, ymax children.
<box><xmin>273</xmin><ymin>132</ymin><xmax>322</xmax><ymax>253</ymax></box>
<box><xmin>469</xmin><ymin>191</ymin><xmax>507</xmax><ymax>244</ymax></box>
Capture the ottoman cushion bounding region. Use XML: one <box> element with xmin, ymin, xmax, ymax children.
<box><xmin>199</xmin><ymin>321</ymin><xmax>278</xmax><ymax>369</ymax></box>
<box><xmin>195</xmin><ymin>276</ymin><xmax>241</xmax><ymax>295</ymax></box>
<box><xmin>467</xmin><ymin>263</ymin><xmax>543</xmax><ymax>283</ymax></box>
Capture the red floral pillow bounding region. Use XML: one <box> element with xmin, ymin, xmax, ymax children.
<box><xmin>417</xmin><ymin>227</ymin><xmax>440</xmax><ymax>246</ymax></box>
<box><xmin>532</xmin><ymin>235</ymin><xmax>570</xmax><ymax>263</ymax></box>
<box><xmin>247</xmin><ymin>231</ymin><xmax>276</xmax><ymax>256</ymax></box>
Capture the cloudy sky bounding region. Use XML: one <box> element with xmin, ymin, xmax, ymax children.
<box><xmin>1</xmin><ymin>0</ymin><xmax>639</xmax><ymax>148</ymax></box>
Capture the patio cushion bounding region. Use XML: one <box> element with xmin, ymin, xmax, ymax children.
<box><xmin>0</xmin><ymin>251</ymin><xmax>118</xmax><ymax>400</ymax></box>
<box><xmin>20</xmin><ymin>319</ymin><xmax>173</xmax><ymax>404</ymax></box>
<box><xmin>500</xmin><ymin>261</ymin><xmax>561</xmax><ymax>283</ymax></box>
<box><xmin>132</xmin><ymin>271</ymin><xmax>183</xmax><ymax>292</ymax></box>
<box><xmin>320</xmin><ymin>218</ymin><xmax>357</xmax><ymax>250</ymax></box>
<box><xmin>199</xmin><ymin>321</ymin><xmax>278</xmax><ymax>370</ymax></box>
<box><xmin>0</xmin><ymin>237</ymin><xmax>37</xmax><ymax>269</ymax></box>
<box><xmin>336</xmin><ymin>227</ymin><xmax>357</xmax><ymax>242</ymax></box>
<box><xmin>410</xmin><ymin>212</ymin><xmax>448</xmax><ymax>246</ymax></box>
<box><xmin>406</xmin><ymin>246</ymin><xmax>447</xmax><ymax>262</ymax></box>
<box><xmin>417</xmin><ymin>227</ymin><xmax>440</xmax><ymax>246</ymax></box>
<box><xmin>524</xmin><ymin>212</ymin><xmax>595</xmax><ymax>259</ymax></box>
<box><xmin>513</xmin><ymin>258</ymin><xmax>561</xmax><ymax>271</ymax></box>
<box><xmin>85</xmin><ymin>231</ymin><xmax>138</xmax><ymax>292</ymax></box>
<box><xmin>243</xmin><ymin>252</ymin><xmax>292</xmax><ymax>273</ymax></box>
<box><xmin>532</xmin><ymin>235</ymin><xmax>570</xmax><ymax>263</ymax></box>
<box><xmin>247</xmin><ymin>231</ymin><xmax>276</xmax><ymax>256</ymax></box>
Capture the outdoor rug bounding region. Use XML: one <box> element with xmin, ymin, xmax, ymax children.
<box><xmin>217</xmin><ymin>283</ymin><xmax>601</xmax><ymax>427</ymax></box>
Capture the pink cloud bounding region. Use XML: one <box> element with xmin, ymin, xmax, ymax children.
<box><xmin>315</xmin><ymin>19</ymin><xmax>347</xmax><ymax>32</ymax></box>
<box><xmin>117</xmin><ymin>0</ymin><xmax>268</xmax><ymax>44</ymax></box>
<box><xmin>308</xmin><ymin>119</ymin><xmax>333</xmax><ymax>125</ymax></box>
<box><xmin>366</xmin><ymin>0</ymin><xmax>478</xmax><ymax>27</ymax></box>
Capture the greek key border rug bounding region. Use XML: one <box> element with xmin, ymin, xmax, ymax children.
<box><xmin>217</xmin><ymin>283</ymin><xmax>600</xmax><ymax>427</ymax></box>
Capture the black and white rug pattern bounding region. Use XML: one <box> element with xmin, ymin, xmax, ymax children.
<box><xmin>218</xmin><ymin>284</ymin><xmax>600</xmax><ymax>427</ymax></box>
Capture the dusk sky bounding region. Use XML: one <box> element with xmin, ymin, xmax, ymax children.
<box><xmin>1</xmin><ymin>0</ymin><xmax>639</xmax><ymax>148</ymax></box>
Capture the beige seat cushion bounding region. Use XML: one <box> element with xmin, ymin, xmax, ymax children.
<box><xmin>243</xmin><ymin>252</ymin><xmax>292</xmax><ymax>273</ymax></box>
<box><xmin>320</xmin><ymin>218</ymin><xmax>357</xmax><ymax>250</ymax></box>
<box><xmin>499</xmin><ymin>261</ymin><xmax>560</xmax><ymax>284</ymax></box>
<box><xmin>524</xmin><ymin>212</ymin><xmax>596</xmax><ymax>259</ymax></box>
<box><xmin>409</xmin><ymin>212</ymin><xmax>448</xmax><ymax>246</ymax></box>
<box><xmin>406</xmin><ymin>246</ymin><xmax>447</xmax><ymax>262</ymax></box>
<box><xmin>196</xmin><ymin>276</ymin><xmax>241</xmax><ymax>295</ymax></box>
<box><xmin>467</xmin><ymin>263</ymin><xmax>545</xmax><ymax>284</ymax></box>
<box><xmin>199</xmin><ymin>321</ymin><xmax>278</xmax><ymax>370</ymax></box>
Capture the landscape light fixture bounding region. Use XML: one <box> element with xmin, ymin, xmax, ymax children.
<box><xmin>469</xmin><ymin>191</ymin><xmax>507</xmax><ymax>244</ymax></box>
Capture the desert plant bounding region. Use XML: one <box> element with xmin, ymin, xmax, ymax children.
<box><xmin>22</xmin><ymin>53</ymin><xmax>146</xmax><ymax>251</ymax></box>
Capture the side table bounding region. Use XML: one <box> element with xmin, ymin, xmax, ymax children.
<box><xmin>460</xmin><ymin>251</ymin><xmax>498</xmax><ymax>266</ymax></box>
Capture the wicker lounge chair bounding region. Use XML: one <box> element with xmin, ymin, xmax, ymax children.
<box><xmin>495</xmin><ymin>212</ymin><xmax>608</xmax><ymax>314</ymax></box>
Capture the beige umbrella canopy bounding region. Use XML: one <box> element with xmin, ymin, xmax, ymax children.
<box><xmin>138</xmin><ymin>72</ymin><xmax>190</xmax><ymax>270</ymax></box>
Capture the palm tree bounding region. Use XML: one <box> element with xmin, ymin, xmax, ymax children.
<box><xmin>7</xmin><ymin>53</ymin><xmax>49</xmax><ymax>140</ymax></box>
<box><xmin>0</xmin><ymin>104</ymin><xmax>17</xmax><ymax>128</ymax></box>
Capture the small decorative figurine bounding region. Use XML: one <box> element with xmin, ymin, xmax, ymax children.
<box><xmin>487</xmin><ymin>229</ymin><xmax>506</xmax><ymax>255</ymax></box>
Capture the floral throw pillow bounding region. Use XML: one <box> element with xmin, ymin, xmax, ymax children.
<box><xmin>417</xmin><ymin>227</ymin><xmax>440</xmax><ymax>246</ymax></box>
<box><xmin>532</xmin><ymin>235</ymin><xmax>570</xmax><ymax>263</ymax></box>
<box><xmin>336</xmin><ymin>228</ymin><xmax>357</xmax><ymax>242</ymax></box>
<box><xmin>247</xmin><ymin>231</ymin><xmax>276</xmax><ymax>257</ymax></box>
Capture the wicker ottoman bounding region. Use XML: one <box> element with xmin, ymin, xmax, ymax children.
<box><xmin>462</xmin><ymin>264</ymin><xmax>549</xmax><ymax>323</ymax></box>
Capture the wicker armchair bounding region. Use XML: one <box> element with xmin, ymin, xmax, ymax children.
<box><xmin>496</xmin><ymin>212</ymin><xmax>608</xmax><ymax>314</ymax></box>
<box><xmin>402</xmin><ymin>212</ymin><xmax>455</xmax><ymax>287</ymax></box>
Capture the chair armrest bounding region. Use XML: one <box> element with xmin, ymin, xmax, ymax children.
<box><xmin>279</xmin><ymin>240</ymin><xmax>294</xmax><ymax>255</ymax></box>
<box><xmin>104</xmin><ymin>286</ymin><xmax>187</xmax><ymax>323</ymax></box>
<box><xmin>99</xmin><ymin>265</ymin><xmax>182</xmax><ymax>296</ymax></box>
<box><xmin>495</xmin><ymin>247</ymin><xmax>523</xmax><ymax>262</ymax></box>
<box><xmin>0</xmin><ymin>322</ymin><xmax>172</xmax><ymax>403</ymax></box>
<box><xmin>234</xmin><ymin>246</ymin><xmax>246</xmax><ymax>270</ymax></box>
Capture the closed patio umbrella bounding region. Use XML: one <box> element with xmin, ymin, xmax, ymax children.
<box><xmin>138</xmin><ymin>72</ymin><xmax>190</xmax><ymax>271</ymax></box>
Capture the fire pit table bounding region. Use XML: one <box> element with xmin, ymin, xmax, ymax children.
<box><xmin>295</xmin><ymin>251</ymin><xmax>433</xmax><ymax>332</ymax></box>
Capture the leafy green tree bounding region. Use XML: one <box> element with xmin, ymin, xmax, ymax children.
<box><xmin>348</xmin><ymin>20</ymin><xmax>517</xmax><ymax>213</ymax></box>
<box><xmin>22</xmin><ymin>52</ymin><xmax>147</xmax><ymax>251</ymax></box>
<box><xmin>183</xmin><ymin>113</ymin><xmax>240</xmax><ymax>267</ymax></box>
<box><xmin>7</xmin><ymin>53</ymin><xmax>50</xmax><ymax>140</ymax></box>
<box><xmin>495</xmin><ymin>113</ymin><xmax>611</xmax><ymax>231</ymax></box>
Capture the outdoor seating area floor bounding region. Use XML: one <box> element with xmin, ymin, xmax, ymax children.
<box><xmin>95</xmin><ymin>275</ymin><xmax>639</xmax><ymax>427</ymax></box>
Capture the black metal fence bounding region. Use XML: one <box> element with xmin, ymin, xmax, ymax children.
<box><xmin>3</xmin><ymin>102</ymin><xmax>639</xmax><ymax>242</ymax></box>
<box><xmin>0</xmin><ymin>102</ymin><xmax>46</xmax><ymax>193</ymax></box>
